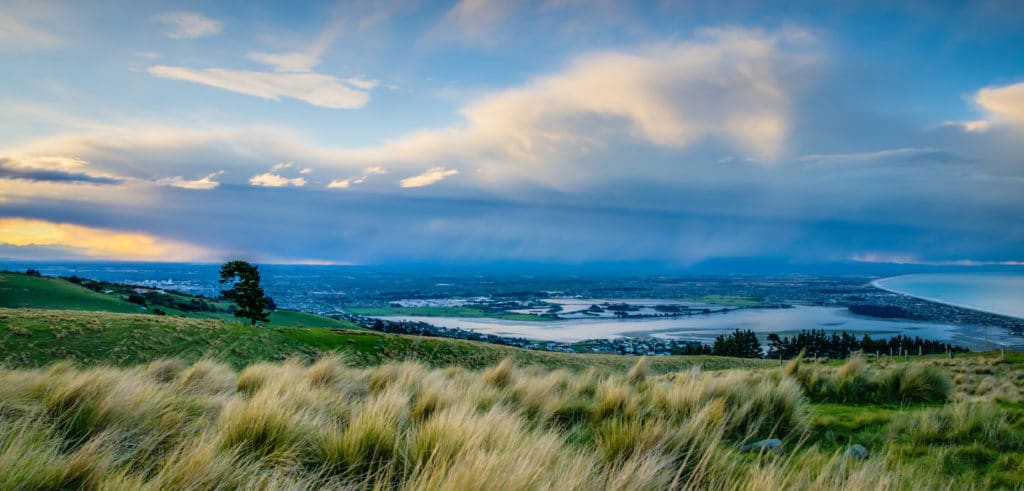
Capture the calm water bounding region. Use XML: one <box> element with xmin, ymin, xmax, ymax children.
<box><xmin>382</xmin><ymin>305</ymin><xmax>1024</xmax><ymax>350</ymax></box>
<box><xmin>874</xmin><ymin>274</ymin><xmax>1024</xmax><ymax>319</ymax></box>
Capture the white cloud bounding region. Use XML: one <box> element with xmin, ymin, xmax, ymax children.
<box><xmin>339</xmin><ymin>28</ymin><xmax>811</xmax><ymax>188</ymax></box>
<box><xmin>344</xmin><ymin>76</ymin><xmax>380</xmax><ymax>90</ymax></box>
<box><xmin>249</xmin><ymin>172</ymin><xmax>306</xmax><ymax>187</ymax></box>
<box><xmin>148</xmin><ymin>65</ymin><xmax>371</xmax><ymax>109</ymax></box>
<box><xmin>399</xmin><ymin>167</ymin><xmax>459</xmax><ymax>188</ymax></box>
<box><xmin>327</xmin><ymin>166</ymin><xmax>387</xmax><ymax>189</ymax></box>
<box><xmin>154</xmin><ymin>12</ymin><xmax>222</xmax><ymax>39</ymax></box>
<box><xmin>299</xmin><ymin>167</ymin><xmax>312</xmax><ymax>174</ymax></box>
<box><xmin>247</xmin><ymin>51</ymin><xmax>322</xmax><ymax>73</ymax></box>
<box><xmin>961</xmin><ymin>120</ymin><xmax>991</xmax><ymax>132</ymax></box>
<box><xmin>327</xmin><ymin>178</ymin><xmax>353</xmax><ymax>188</ymax></box>
<box><xmin>158</xmin><ymin>171</ymin><xmax>223</xmax><ymax>190</ymax></box>
<box><xmin>15</xmin><ymin>28</ymin><xmax>811</xmax><ymax>194</ymax></box>
<box><xmin>974</xmin><ymin>81</ymin><xmax>1024</xmax><ymax>126</ymax></box>
<box><xmin>249</xmin><ymin>163</ymin><xmax>308</xmax><ymax>187</ymax></box>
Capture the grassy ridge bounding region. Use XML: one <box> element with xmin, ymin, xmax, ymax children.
<box><xmin>0</xmin><ymin>308</ymin><xmax>771</xmax><ymax>372</ymax></box>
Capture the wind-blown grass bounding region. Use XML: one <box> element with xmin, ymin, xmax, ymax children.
<box><xmin>791</xmin><ymin>354</ymin><xmax>952</xmax><ymax>404</ymax></box>
<box><xmin>2</xmin><ymin>357</ymin><xmax>1020</xmax><ymax>489</ymax></box>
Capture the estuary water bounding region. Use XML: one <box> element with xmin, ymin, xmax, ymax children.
<box><xmin>380</xmin><ymin>305</ymin><xmax>1024</xmax><ymax>350</ymax></box>
<box><xmin>873</xmin><ymin>274</ymin><xmax>1024</xmax><ymax>320</ymax></box>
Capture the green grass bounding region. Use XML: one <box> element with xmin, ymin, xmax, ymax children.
<box><xmin>0</xmin><ymin>308</ymin><xmax>771</xmax><ymax>372</ymax></box>
<box><xmin>0</xmin><ymin>272</ymin><xmax>144</xmax><ymax>313</ymax></box>
<box><xmin>347</xmin><ymin>306</ymin><xmax>549</xmax><ymax>321</ymax></box>
<box><xmin>265</xmin><ymin>309</ymin><xmax>355</xmax><ymax>328</ymax></box>
<box><xmin>676</xmin><ymin>295</ymin><xmax>767</xmax><ymax>308</ymax></box>
<box><xmin>0</xmin><ymin>271</ymin><xmax>360</xmax><ymax>330</ymax></box>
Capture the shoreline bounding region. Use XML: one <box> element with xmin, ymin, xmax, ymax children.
<box><xmin>872</xmin><ymin>275</ymin><xmax>1024</xmax><ymax>321</ymax></box>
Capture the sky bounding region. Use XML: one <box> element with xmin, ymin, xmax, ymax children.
<box><xmin>0</xmin><ymin>0</ymin><xmax>1023</xmax><ymax>267</ymax></box>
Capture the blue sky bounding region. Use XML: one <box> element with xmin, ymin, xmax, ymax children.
<box><xmin>1</xmin><ymin>0</ymin><xmax>1022</xmax><ymax>266</ymax></box>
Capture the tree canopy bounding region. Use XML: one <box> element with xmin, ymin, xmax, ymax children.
<box><xmin>218</xmin><ymin>260</ymin><xmax>271</xmax><ymax>326</ymax></box>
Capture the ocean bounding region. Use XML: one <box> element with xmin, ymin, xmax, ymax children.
<box><xmin>874</xmin><ymin>273</ymin><xmax>1024</xmax><ymax>320</ymax></box>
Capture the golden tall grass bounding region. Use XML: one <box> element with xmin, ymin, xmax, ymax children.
<box><xmin>0</xmin><ymin>356</ymin><xmax>1008</xmax><ymax>489</ymax></box>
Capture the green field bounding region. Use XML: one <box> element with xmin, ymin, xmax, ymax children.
<box><xmin>347</xmin><ymin>305</ymin><xmax>549</xmax><ymax>321</ymax></box>
<box><xmin>677</xmin><ymin>294</ymin><xmax>769</xmax><ymax>308</ymax></box>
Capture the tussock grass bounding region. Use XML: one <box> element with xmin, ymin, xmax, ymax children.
<box><xmin>0</xmin><ymin>357</ymin><xmax>1019</xmax><ymax>489</ymax></box>
<box><xmin>793</xmin><ymin>356</ymin><xmax>952</xmax><ymax>403</ymax></box>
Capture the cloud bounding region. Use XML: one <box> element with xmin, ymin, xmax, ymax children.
<box><xmin>147</xmin><ymin>65</ymin><xmax>372</xmax><ymax>109</ymax></box>
<box><xmin>271</xmin><ymin>162</ymin><xmax>294</xmax><ymax>172</ymax></box>
<box><xmin>154</xmin><ymin>12</ymin><xmax>222</xmax><ymax>39</ymax></box>
<box><xmin>246</xmin><ymin>17</ymin><xmax>343</xmax><ymax>72</ymax></box>
<box><xmin>0</xmin><ymin>156</ymin><xmax>121</xmax><ymax>184</ymax></box>
<box><xmin>0</xmin><ymin>217</ymin><xmax>215</xmax><ymax>261</ymax></box>
<box><xmin>250</xmin><ymin>164</ymin><xmax>307</xmax><ymax>187</ymax></box>
<box><xmin>344</xmin><ymin>76</ymin><xmax>380</xmax><ymax>90</ymax></box>
<box><xmin>326</xmin><ymin>178</ymin><xmax>353</xmax><ymax>189</ymax></box>
<box><xmin>0</xmin><ymin>10</ymin><xmax>61</xmax><ymax>51</ymax></box>
<box><xmin>938</xmin><ymin>120</ymin><xmax>991</xmax><ymax>132</ymax></box>
<box><xmin>12</xmin><ymin>27</ymin><xmax>811</xmax><ymax>192</ymax></box>
<box><xmin>158</xmin><ymin>171</ymin><xmax>223</xmax><ymax>190</ymax></box>
<box><xmin>399</xmin><ymin>167</ymin><xmax>458</xmax><ymax>188</ymax></box>
<box><xmin>799</xmin><ymin>148</ymin><xmax>971</xmax><ymax>166</ymax></box>
<box><xmin>341</xmin><ymin>27</ymin><xmax>813</xmax><ymax>188</ymax></box>
<box><xmin>249</xmin><ymin>172</ymin><xmax>306</xmax><ymax>187</ymax></box>
<box><xmin>974</xmin><ymin>81</ymin><xmax>1024</xmax><ymax>126</ymax></box>
<box><xmin>424</xmin><ymin>0</ymin><xmax>517</xmax><ymax>47</ymax></box>
<box><xmin>327</xmin><ymin>166</ymin><xmax>387</xmax><ymax>189</ymax></box>
<box><xmin>247</xmin><ymin>52</ymin><xmax>322</xmax><ymax>73</ymax></box>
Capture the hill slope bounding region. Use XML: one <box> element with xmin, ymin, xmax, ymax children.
<box><xmin>0</xmin><ymin>272</ymin><xmax>142</xmax><ymax>313</ymax></box>
<box><xmin>0</xmin><ymin>308</ymin><xmax>772</xmax><ymax>371</ymax></box>
<box><xmin>0</xmin><ymin>271</ymin><xmax>361</xmax><ymax>329</ymax></box>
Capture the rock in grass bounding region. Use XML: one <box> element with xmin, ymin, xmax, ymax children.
<box><xmin>846</xmin><ymin>444</ymin><xmax>869</xmax><ymax>460</ymax></box>
<box><xmin>741</xmin><ymin>438</ymin><xmax>782</xmax><ymax>452</ymax></box>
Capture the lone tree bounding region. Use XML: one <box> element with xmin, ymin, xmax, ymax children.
<box><xmin>219</xmin><ymin>260</ymin><xmax>271</xmax><ymax>326</ymax></box>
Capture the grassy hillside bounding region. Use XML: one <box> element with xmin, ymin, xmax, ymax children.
<box><xmin>0</xmin><ymin>308</ymin><xmax>771</xmax><ymax>371</ymax></box>
<box><xmin>0</xmin><ymin>272</ymin><xmax>143</xmax><ymax>313</ymax></box>
<box><xmin>0</xmin><ymin>356</ymin><xmax>1021</xmax><ymax>489</ymax></box>
<box><xmin>0</xmin><ymin>271</ymin><xmax>359</xmax><ymax>329</ymax></box>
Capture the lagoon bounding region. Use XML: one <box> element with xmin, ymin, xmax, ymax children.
<box><xmin>380</xmin><ymin>304</ymin><xmax>1024</xmax><ymax>350</ymax></box>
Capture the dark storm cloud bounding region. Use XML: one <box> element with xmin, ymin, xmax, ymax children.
<box><xmin>5</xmin><ymin>176</ymin><xmax>1022</xmax><ymax>265</ymax></box>
<box><xmin>0</xmin><ymin>159</ymin><xmax>122</xmax><ymax>184</ymax></box>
